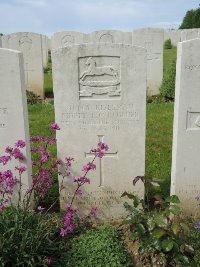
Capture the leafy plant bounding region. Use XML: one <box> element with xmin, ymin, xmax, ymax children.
<box><xmin>0</xmin><ymin>207</ymin><xmax>66</xmax><ymax>267</ymax></box>
<box><xmin>160</xmin><ymin>59</ymin><xmax>176</xmax><ymax>100</ymax></box>
<box><xmin>26</xmin><ymin>91</ymin><xmax>42</xmax><ymax>105</ymax></box>
<box><xmin>64</xmin><ymin>225</ymin><xmax>133</xmax><ymax>267</ymax></box>
<box><xmin>122</xmin><ymin>176</ymin><xmax>194</xmax><ymax>266</ymax></box>
<box><xmin>164</xmin><ymin>39</ymin><xmax>172</xmax><ymax>49</ymax></box>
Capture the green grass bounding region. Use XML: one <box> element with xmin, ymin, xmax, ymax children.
<box><xmin>44</xmin><ymin>54</ymin><xmax>53</xmax><ymax>98</ymax></box>
<box><xmin>146</xmin><ymin>102</ymin><xmax>174</xmax><ymax>197</ymax></box>
<box><xmin>163</xmin><ymin>46</ymin><xmax>177</xmax><ymax>76</ymax></box>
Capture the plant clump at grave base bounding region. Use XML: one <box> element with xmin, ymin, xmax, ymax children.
<box><xmin>64</xmin><ymin>225</ymin><xmax>133</xmax><ymax>267</ymax></box>
<box><xmin>0</xmin><ymin>122</ymin><xmax>111</xmax><ymax>266</ymax></box>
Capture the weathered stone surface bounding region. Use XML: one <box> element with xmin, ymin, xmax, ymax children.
<box><xmin>164</xmin><ymin>29</ymin><xmax>182</xmax><ymax>46</ymax></box>
<box><xmin>85</xmin><ymin>30</ymin><xmax>132</xmax><ymax>44</ymax></box>
<box><xmin>132</xmin><ymin>28</ymin><xmax>164</xmax><ymax>96</ymax></box>
<box><xmin>2</xmin><ymin>32</ymin><xmax>44</xmax><ymax>98</ymax></box>
<box><xmin>52</xmin><ymin>43</ymin><xmax>146</xmax><ymax>219</ymax></box>
<box><xmin>51</xmin><ymin>31</ymin><xmax>86</xmax><ymax>50</ymax></box>
<box><xmin>0</xmin><ymin>48</ymin><xmax>32</xmax><ymax>199</ymax></box>
<box><xmin>171</xmin><ymin>39</ymin><xmax>200</xmax><ymax>215</ymax></box>
<box><xmin>42</xmin><ymin>35</ymin><xmax>49</xmax><ymax>68</ymax></box>
<box><xmin>181</xmin><ymin>28</ymin><xmax>200</xmax><ymax>41</ymax></box>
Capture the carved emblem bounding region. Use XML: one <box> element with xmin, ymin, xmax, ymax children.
<box><xmin>19</xmin><ymin>36</ymin><xmax>32</xmax><ymax>51</ymax></box>
<box><xmin>79</xmin><ymin>57</ymin><xmax>121</xmax><ymax>98</ymax></box>
<box><xmin>99</xmin><ymin>33</ymin><xmax>114</xmax><ymax>43</ymax></box>
<box><xmin>61</xmin><ymin>35</ymin><xmax>74</xmax><ymax>46</ymax></box>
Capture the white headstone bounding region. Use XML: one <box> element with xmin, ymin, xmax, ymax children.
<box><xmin>132</xmin><ymin>28</ymin><xmax>164</xmax><ymax>96</ymax></box>
<box><xmin>42</xmin><ymin>35</ymin><xmax>49</xmax><ymax>68</ymax></box>
<box><xmin>0</xmin><ymin>36</ymin><xmax>2</xmax><ymax>48</ymax></box>
<box><xmin>171</xmin><ymin>39</ymin><xmax>200</xmax><ymax>215</ymax></box>
<box><xmin>181</xmin><ymin>28</ymin><xmax>200</xmax><ymax>41</ymax></box>
<box><xmin>85</xmin><ymin>30</ymin><xmax>132</xmax><ymax>44</ymax></box>
<box><xmin>51</xmin><ymin>31</ymin><xmax>86</xmax><ymax>50</ymax></box>
<box><xmin>2</xmin><ymin>32</ymin><xmax>44</xmax><ymax>98</ymax></box>
<box><xmin>164</xmin><ymin>29</ymin><xmax>182</xmax><ymax>46</ymax></box>
<box><xmin>52</xmin><ymin>43</ymin><xmax>146</xmax><ymax>220</ymax></box>
<box><xmin>0</xmin><ymin>48</ymin><xmax>32</xmax><ymax>200</ymax></box>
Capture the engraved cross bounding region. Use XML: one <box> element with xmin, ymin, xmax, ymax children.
<box><xmin>85</xmin><ymin>135</ymin><xmax>118</xmax><ymax>187</ymax></box>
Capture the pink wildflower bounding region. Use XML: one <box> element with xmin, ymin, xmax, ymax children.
<box><xmin>15</xmin><ymin>165</ymin><xmax>27</xmax><ymax>174</ymax></box>
<box><xmin>82</xmin><ymin>162</ymin><xmax>96</xmax><ymax>172</ymax></box>
<box><xmin>50</xmin><ymin>122</ymin><xmax>60</xmax><ymax>131</ymax></box>
<box><xmin>15</xmin><ymin>140</ymin><xmax>26</xmax><ymax>148</ymax></box>
<box><xmin>0</xmin><ymin>156</ymin><xmax>11</xmax><ymax>165</ymax></box>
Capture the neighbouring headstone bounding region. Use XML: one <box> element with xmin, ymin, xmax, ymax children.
<box><xmin>2</xmin><ymin>32</ymin><xmax>44</xmax><ymax>98</ymax></box>
<box><xmin>0</xmin><ymin>36</ymin><xmax>2</xmax><ymax>47</ymax></box>
<box><xmin>42</xmin><ymin>35</ymin><xmax>49</xmax><ymax>68</ymax></box>
<box><xmin>85</xmin><ymin>30</ymin><xmax>132</xmax><ymax>44</ymax></box>
<box><xmin>171</xmin><ymin>39</ymin><xmax>200</xmax><ymax>215</ymax></box>
<box><xmin>0</xmin><ymin>48</ymin><xmax>32</xmax><ymax>200</ymax></box>
<box><xmin>132</xmin><ymin>28</ymin><xmax>164</xmax><ymax>96</ymax></box>
<box><xmin>181</xmin><ymin>28</ymin><xmax>200</xmax><ymax>41</ymax></box>
<box><xmin>52</xmin><ymin>43</ymin><xmax>146</xmax><ymax>220</ymax></box>
<box><xmin>51</xmin><ymin>31</ymin><xmax>86</xmax><ymax>50</ymax></box>
<box><xmin>164</xmin><ymin>29</ymin><xmax>182</xmax><ymax>46</ymax></box>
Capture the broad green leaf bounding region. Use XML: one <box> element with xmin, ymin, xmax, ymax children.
<box><xmin>161</xmin><ymin>239</ymin><xmax>174</xmax><ymax>252</ymax></box>
<box><xmin>136</xmin><ymin>223</ymin><xmax>146</xmax><ymax>236</ymax></box>
<box><xmin>172</xmin><ymin>223</ymin><xmax>180</xmax><ymax>235</ymax></box>
<box><xmin>152</xmin><ymin>239</ymin><xmax>162</xmax><ymax>250</ymax></box>
<box><xmin>138</xmin><ymin>246</ymin><xmax>145</xmax><ymax>254</ymax></box>
<box><xmin>147</xmin><ymin>217</ymin><xmax>156</xmax><ymax>231</ymax></box>
<box><xmin>169</xmin><ymin>205</ymin><xmax>181</xmax><ymax>215</ymax></box>
<box><xmin>165</xmin><ymin>195</ymin><xmax>180</xmax><ymax>204</ymax></box>
<box><xmin>121</xmin><ymin>191</ymin><xmax>135</xmax><ymax>199</ymax></box>
<box><xmin>152</xmin><ymin>228</ymin><xmax>165</xmax><ymax>239</ymax></box>
<box><xmin>154</xmin><ymin>214</ymin><xmax>167</xmax><ymax>228</ymax></box>
<box><xmin>180</xmin><ymin>223</ymin><xmax>190</xmax><ymax>233</ymax></box>
<box><xmin>133</xmin><ymin>196</ymin><xmax>140</xmax><ymax>207</ymax></box>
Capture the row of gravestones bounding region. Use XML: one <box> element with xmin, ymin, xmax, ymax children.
<box><xmin>164</xmin><ymin>28</ymin><xmax>200</xmax><ymax>46</ymax></box>
<box><xmin>1</xmin><ymin>28</ymin><xmax>200</xmax><ymax>102</ymax></box>
<box><xmin>1</xmin><ymin>37</ymin><xmax>200</xmax><ymax>219</ymax></box>
<box><xmin>0</xmin><ymin>29</ymin><xmax>164</xmax><ymax>98</ymax></box>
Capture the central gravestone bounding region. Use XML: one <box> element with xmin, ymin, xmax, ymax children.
<box><xmin>52</xmin><ymin>43</ymin><xmax>146</xmax><ymax>219</ymax></box>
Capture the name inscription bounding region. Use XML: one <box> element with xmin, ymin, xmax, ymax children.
<box><xmin>0</xmin><ymin>108</ymin><xmax>8</xmax><ymax>128</ymax></box>
<box><xmin>61</xmin><ymin>103</ymin><xmax>139</xmax><ymax>131</ymax></box>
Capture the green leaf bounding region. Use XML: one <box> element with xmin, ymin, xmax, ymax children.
<box><xmin>121</xmin><ymin>191</ymin><xmax>135</xmax><ymax>199</ymax></box>
<box><xmin>136</xmin><ymin>223</ymin><xmax>146</xmax><ymax>236</ymax></box>
<box><xmin>161</xmin><ymin>239</ymin><xmax>174</xmax><ymax>252</ymax></box>
<box><xmin>138</xmin><ymin>246</ymin><xmax>145</xmax><ymax>254</ymax></box>
<box><xmin>150</xmin><ymin>182</ymin><xmax>160</xmax><ymax>188</ymax></box>
<box><xmin>172</xmin><ymin>223</ymin><xmax>180</xmax><ymax>235</ymax></box>
<box><xmin>152</xmin><ymin>228</ymin><xmax>166</xmax><ymax>239</ymax></box>
<box><xmin>165</xmin><ymin>195</ymin><xmax>180</xmax><ymax>204</ymax></box>
<box><xmin>169</xmin><ymin>205</ymin><xmax>181</xmax><ymax>215</ymax></box>
<box><xmin>152</xmin><ymin>239</ymin><xmax>162</xmax><ymax>250</ymax></box>
<box><xmin>133</xmin><ymin>196</ymin><xmax>140</xmax><ymax>207</ymax></box>
<box><xmin>154</xmin><ymin>214</ymin><xmax>167</xmax><ymax>228</ymax></box>
<box><xmin>147</xmin><ymin>217</ymin><xmax>156</xmax><ymax>231</ymax></box>
<box><xmin>180</xmin><ymin>223</ymin><xmax>190</xmax><ymax>233</ymax></box>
